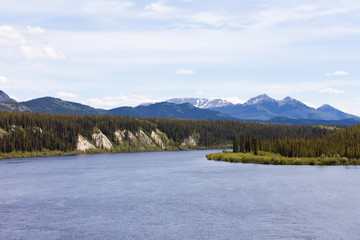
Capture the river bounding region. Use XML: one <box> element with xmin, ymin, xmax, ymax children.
<box><xmin>1</xmin><ymin>150</ymin><xmax>360</xmax><ymax>239</ymax></box>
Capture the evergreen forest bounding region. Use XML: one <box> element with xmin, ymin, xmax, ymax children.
<box><xmin>0</xmin><ymin>112</ymin><xmax>332</xmax><ymax>156</ymax></box>
<box><xmin>232</xmin><ymin>124</ymin><xmax>360</xmax><ymax>159</ymax></box>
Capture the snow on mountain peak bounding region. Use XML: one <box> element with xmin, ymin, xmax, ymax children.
<box><xmin>166</xmin><ymin>98</ymin><xmax>233</xmax><ymax>109</ymax></box>
<box><xmin>279</xmin><ymin>96</ymin><xmax>299</xmax><ymax>106</ymax></box>
<box><xmin>244</xmin><ymin>94</ymin><xmax>276</xmax><ymax>106</ymax></box>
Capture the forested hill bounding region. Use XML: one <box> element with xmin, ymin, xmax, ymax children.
<box><xmin>0</xmin><ymin>112</ymin><xmax>331</xmax><ymax>156</ymax></box>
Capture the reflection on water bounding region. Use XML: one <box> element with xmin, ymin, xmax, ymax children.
<box><xmin>6</xmin><ymin>161</ymin><xmax>26</xmax><ymax>164</ymax></box>
<box><xmin>1</xmin><ymin>150</ymin><xmax>360</xmax><ymax>240</ymax></box>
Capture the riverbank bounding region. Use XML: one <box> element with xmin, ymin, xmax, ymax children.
<box><xmin>206</xmin><ymin>151</ymin><xmax>360</xmax><ymax>165</ymax></box>
<box><xmin>0</xmin><ymin>145</ymin><xmax>224</xmax><ymax>160</ymax></box>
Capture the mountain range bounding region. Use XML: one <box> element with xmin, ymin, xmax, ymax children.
<box><xmin>168</xmin><ymin>95</ymin><xmax>359</xmax><ymax>121</ymax></box>
<box><xmin>0</xmin><ymin>91</ymin><xmax>234</xmax><ymax>120</ymax></box>
<box><xmin>167</xmin><ymin>98</ymin><xmax>232</xmax><ymax>109</ymax></box>
<box><xmin>0</xmin><ymin>90</ymin><xmax>359</xmax><ymax>125</ymax></box>
<box><xmin>107</xmin><ymin>102</ymin><xmax>235</xmax><ymax>120</ymax></box>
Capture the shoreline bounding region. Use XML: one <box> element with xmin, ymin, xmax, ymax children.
<box><xmin>206</xmin><ymin>151</ymin><xmax>360</xmax><ymax>166</ymax></box>
<box><xmin>0</xmin><ymin>146</ymin><xmax>223</xmax><ymax>160</ymax></box>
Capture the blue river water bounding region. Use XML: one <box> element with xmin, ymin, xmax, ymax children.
<box><xmin>1</xmin><ymin>150</ymin><xmax>360</xmax><ymax>239</ymax></box>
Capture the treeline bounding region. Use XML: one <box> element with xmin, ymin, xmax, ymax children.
<box><xmin>232</xmin><ymin>124</ymin><xmax>360</xmax><ymax>159</ymax></box>
<box><xmin>150</xmin><ymin>118</ymin><xmax>330</xmax><ymax>146</ymax></box>
<box><xmin>0</xmin><ymin>112</ymin><xmax>333</xmax><ymax>154</ymax></box>
<box><xmin>0</xmin><ymin>113</ymin><xmax>154</xmax><ymax>153</ymax></box>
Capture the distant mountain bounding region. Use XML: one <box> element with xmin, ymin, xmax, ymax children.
<box><xmin>163</xmin><ymin>94</ymin><xmax>359</xmax><ymax>121</ymax></box>
<box><xmin>167</xmin><ymin>98</ymin><xmax>233</xmax><ymax>109</ymax></box>
<box><xmin>316</xmin><ymin>104</ymin><xmax>357</xmax><ymax>120</ymax></box>
<box><xmin>0</xmin><ymin>95</ymin><xmax>103</xmax><ymax>115</ymax></box>
<box><xmin>243</xmin><ymin>94</ymin><xmax>277</xmax><ymax>106</ymax></box>
<box><xmin>210</xmin><ymin>94</ymin><xmax>360</xmax><ymax>121</ymax></box>
<box><xmin>1</xmin><ymin>90</ymin><xmax>359</xmax><ymax>125</ymax></box>
<box><xmin>107</xmin><ymin>102</ymin><xmax>235</xmax><ymax>120</ymax></box>
<box><xmin>0</xmin><ymin>90</ymin><xmax>16</xmax><ymax>103</ymax></box>
<box><xmin>0</xmin><ymin>102</ymin><xmax>30</xmax><ymax>112</ymax></box>
<box><xmin>21</xmin><ymin>97</ymin><xmax>104</xmax><ymax>115</ymax></box>
<box><xmin>0</xmin><ymin>91</ymin><xmax>232</xmax><ymax>120</ymax></box>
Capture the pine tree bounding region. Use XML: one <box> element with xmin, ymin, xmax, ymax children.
<box><xmin>233</xmin><ymin>135</ymin><xmax>239</xmax><ymax>153</ymax></box>
<box><xmin>253</xmin><ymin>137</ymin><xmax>259</xmax><ymax>155</ymax></box>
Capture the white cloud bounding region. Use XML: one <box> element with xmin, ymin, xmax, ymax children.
<box><xmin>223</xmin><ymin>97</ymin><xmax>245</xmax><ymax>104</ymax></box>
<box><xmin>0</xmin><ymin>75</ymin><xmax>9</xmax><ymax>84</ymax></box>
<box><xmin>44</xmin><ymin>21</ymin><xmax>360</xmax><ymax>67</ymax></box>
<box><xmin>194</xmin><ymin>90</ymin><xmax>204</xmax><ymax>96</ymax></box>
<box><xmin>82</xmin><ymin>1</ymin><xmax>135</xmax><ymax>13</ymax></box>
<box><xmin>189</xmin><ymin>12</ymin><xmax>229</xmax><ymax>27</ymax></box>
<box><xmin>0</xmin><ymin>25</ymin><xmax>26</xmax><ymax>46</ymax></box>
<box><xmin>26</xmin><ymin>26</ymin><xmax>45</xmax><ymax>34</ymax></box>
<box><xmin>57</xmin><ymin>91</ymin><xmax>80</xmax><ymax>99</ymax></box>
<box><xmin>304</xmin><ymin>102</ymin><xmax>317</xmax><ymax>108</ymax></box>
<box><xmin>176</xmin><ymin>69</ymin><xmax>195</xmax><ymax>75</ymax></box>
<box><xmin>145</xmin><ymin>1</ymin><xmax>178</xmax><ymax>14</ymax></box>
<box><xmin>247</xmin><ymin>3</ymin><xmax>357</xmax><ymax>30</ymax></box>
<box><xmin>83</xmin><ymin>94</ymin><xmax>162</xmax><ymax>108</ymax></box>
<box><xmin>0</xmin><ymin>25</ymin><xmax>65</xmax><ymax>60</ymax></box>
<box><xmin>325</xmin><ymin>71</ymin><xmax>349</xmax><ymax>76</ymax></box>
<box><xmin>20</xmin><ymin>46</ymin><xmax>66</xmax><ymax>60</ymax></box>
<box><xmin>318</xmin><ymin>88</ymin><xmax>345</xmax><ymax>94</ymax></box>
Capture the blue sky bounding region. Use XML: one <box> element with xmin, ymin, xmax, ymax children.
<box><xmin>0</xmin><ymin>0</ymin><xmax>360</xmax><ymax>114</ymax></box>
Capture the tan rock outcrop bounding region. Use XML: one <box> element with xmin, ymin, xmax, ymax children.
<box><xmin>76</xmin><ymin>135</ymin><xmax>96</xmax><ymax>151</ymax></box>
<box><xmin>136</xmin><ymin>130</ymin><xmax>155</xmax><ymax>147</ymax></box>
<box><xmin>114</xmin><ymin>130</ymin><xmax>137</xmax><ymax>144</ymax></box>
<box><xmin>151</xmin><ymin>130</ymin><xmax>165</xmax><ymax>149</ymax></box>
<box><xmin>114</xmin><ymin>130</ymin><xmax>125</xmax><ymax>142</ymax></box>
<box><xmin>181</xmin><ymin>136</ymin><xmax>197</xmax><ymax>147</ymax></box>
<box><xmin>92</xmin><ymin>131</ymin><xmax>113</xmax><ymax>149</ymax></box>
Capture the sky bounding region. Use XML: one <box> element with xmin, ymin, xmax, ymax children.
<box><xmin>0</xmin><ymin>0</ymin><xmax>360</xmax><ymax>114</ymax></box>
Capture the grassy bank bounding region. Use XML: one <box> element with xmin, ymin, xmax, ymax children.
<box><xmin>0</xmin><ymin>144</ymin><xmax>225</xmax><ymax>160</ymax></box>
<box><xmin>206</xmin><ymin>151</ymin><xmax>360</xmax><ymax>166</ymax></box>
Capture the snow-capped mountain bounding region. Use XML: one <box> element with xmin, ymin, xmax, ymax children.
<box><xmin>278</xmin><ymin>96</ymin><xmax>305</xmax><ymax>107</ymax></box>
<box><xmin>167</xmin><ymin>98</ymin><xmax>233</xmax><ymax>109</ymax></box>
<box><xmin>165</xmin><ymin>95</ymin><xmax>360</xmax><ymax>121</ymax></box>
<box><xmin>210</xmin><ymin>94</ymin><xmax>360</xmax><ymax>121</ymax></box>
<box><xmin>243</xmin><ymin>94</ymin><xmax>277</xmax><ymax>106</ymax></box>
<box><xmin>1</xmin><ymin>88</ymin><xmax>359</xmax><ymax>124</ymax></box>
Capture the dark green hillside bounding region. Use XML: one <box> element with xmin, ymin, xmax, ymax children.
<box><xmin>0</xmin><ymin>96</ymin><xmax>103</xmax><ymax>115</ymax></box>
<box><xmin>21</xmin><ymin>97</ymin><xmax>104</xmax><ymax>115</ymax></box>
